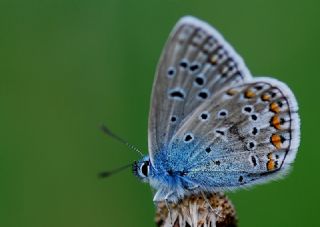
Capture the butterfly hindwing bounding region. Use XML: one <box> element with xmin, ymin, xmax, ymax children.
<box><xmin>168</xmin><ymin>78</ymin><xmax>300</xmax><ymax>189</ymax></box>
<box><xmin>148</xmin><ymin>16</ymin><xmax>252</xmax><ymax>163</ymax></box>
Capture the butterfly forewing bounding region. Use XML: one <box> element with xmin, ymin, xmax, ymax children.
<box><xmin>148</xmin><ymin>16</ymin><xmax>252</xmax><ymax>164</ymax></box>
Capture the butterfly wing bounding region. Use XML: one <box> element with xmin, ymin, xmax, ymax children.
<box><xmin>169</xmin><ymin>78</ymin><xmax>300</xmax><ymax>189</ymax></box>
<box><xmin>148</xmin><ymin>16</ymin><xmax>252</xmax><ymax>164</ymax></box>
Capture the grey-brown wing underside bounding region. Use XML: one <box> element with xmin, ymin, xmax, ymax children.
<box><xmin>148</xmin><ymin>16</ymin><xmax>252</xmax><ymax>163</ymax></box>
<box><xmin>169</xmin><ymin>78</ymin><xmax>300</xmax><ymax>189</ymax></box>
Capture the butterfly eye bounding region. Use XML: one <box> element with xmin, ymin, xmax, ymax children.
<box><xmin>140</xmin><ymin>161</ymin><xmax>149</xmax><ymax>177</ymax></box>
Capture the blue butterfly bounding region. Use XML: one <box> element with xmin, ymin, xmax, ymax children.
<box><xmin>107</xmin><ymin>16</ymin><xmax>300</xmax><ymax>204</ymax></box>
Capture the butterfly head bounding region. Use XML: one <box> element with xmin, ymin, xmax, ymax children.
<box><xmin>133</xmin><ymin>156</ymin><xmax>151</xmax><ymax>182</ymax></box>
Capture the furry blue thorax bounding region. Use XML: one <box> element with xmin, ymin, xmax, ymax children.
<box><xmin>133</xmin><ymin>153</ymin><xmax>198</xmax><ymax>203</ymax></box>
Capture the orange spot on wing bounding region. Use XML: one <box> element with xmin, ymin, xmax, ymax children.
<box><xmin>270</xmin><ymin>102</ymin><xmax>280</xmax><ymax>113</ymax></box>
<box><xmin>261</xmin><ymin>93</ymin><xmax>271</xmax><ymax>101</ymax></box>
<box><xmin>244</xmin><ymin>89</ymin><xmax>255</xmax><ymax>98</ymax></box>
<box><xmin>226</xmin><ymin>89</ymin><xmax>237</xmax><ymax>96</ymax></box>
<box><xmin>267</xmin><ymin>152</ymin><xmax>279</xmax><ymax>171</ymax></box>
<box><xmin>271</xmin><ymin>115</ymin><xmax>281</xmax><ymax>129</ymax></box>
<box><xmin>267</xmin><ymin>160</ymin><xmax>276</xmax><ymax>171</ymax></box>
<box><xmin>210</xmin><ymin>55</ymin><xmax>218</xmax><ymax>64</ymax></box>
<box><xmin>271</xmin><ymin>134</ymin><xmax>282</xmax><ymax>149</ymax></box>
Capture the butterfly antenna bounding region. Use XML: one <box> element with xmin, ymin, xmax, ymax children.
<box><xmin>100</xmin><ymin>124</ymin><xmax>144</xmax><ymax>157</ymax></box>
<box><xmin>98</xmin><ymin>163</ymin><xmax>132</xmax><ymax>178</ymax></box>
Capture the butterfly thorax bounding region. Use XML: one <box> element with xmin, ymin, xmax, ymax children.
<box><xmin>133</xmin><ymin>154</ymin><xmax>197</xmax><ymax>202</ymax></box>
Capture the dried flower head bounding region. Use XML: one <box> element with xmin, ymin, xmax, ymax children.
<box><xmin>155</xmin><ymin>193</ymin><xmax>237</xmax><ymax>227</ymax></box>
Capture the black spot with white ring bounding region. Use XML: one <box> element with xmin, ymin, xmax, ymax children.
<box><xmin>242</xmin><ymin>105</ymin><xmax>253</xmax><ymax>114</ymax></box>
<box><xmin>167</xmin><ymin>67</ymin><xmax>176</xmax><ymax>77</ymax></box>
<box><xmin>251</xmin><ymin>156</ymin><xmax>257</xmax><ymax>167</ymax></box>
<box><xmin>194</xmin><ymin>76</ymin><xmax>206</xmax><ymax>87</ymax></box>
<box><xmin>199</xmin><ymin>111</ymin><xmax>210</xmax><ymax>121</ymax></box>
<box><xmin>217</xmin><ymin>109</ymin><xmax>228</xmax><ymax>118</ymax></box>
<box><xmin>251</xmin><ymin>127</ymin><xmax>258</xmax><ymax>136</ymax></box>
<box><xmin>179</xmin><ymin>59</ymin><xmax>189</xmax><ymax>69</ymax></box>
<box><xmin>215</xmin><ymin>129</ymin><xmax>225</xmax><ymax>136</ymax></box>
<box><xmin>197</xmin><ymin>90</ymin><xmax>209</xmax><ymax>100</ymax></box>
<box><xmin>184</xmin><ymin>133</ymin><xmax>194</xmax><ymax>143</ymax></box>
<box><xmin>189</xmin><ymin>63</ymin><xmax>200</xmax><ymax>72</ymax></box>
<box><xmin>168</xmin><ymin>88</ymin><xmax>185</xmax><ymax>101</ymax></box>
<box><xmin>246</xmin><ymin>141</ymin><xmax>256</xmax><ymax>150</ymax></box>
<box><xmin>170</xmin><ymin>116</ymin><xmax>177</xmax><ymax>123</ymax></box>
<box><xmin>205</xmin><ymin>147</ymin><xmax>211</xmax><ymax>153</ymax></box>
<box><xmin>251</xmin><ymin>114</ymin><xmax>258</xmax><ymax>121</ymax></box>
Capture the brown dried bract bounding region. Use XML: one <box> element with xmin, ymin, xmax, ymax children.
<box><xmin>155</xmin><ymin>193</ymin><xmax>237</xmax><ymax>227</ymax></box>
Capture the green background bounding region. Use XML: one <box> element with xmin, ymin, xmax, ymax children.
<box><xmin>1</xmin><ymin>0</ymin><xmax>318</xmax><ymax>226</ymax></box>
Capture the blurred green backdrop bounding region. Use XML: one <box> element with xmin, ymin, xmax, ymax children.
<box><xmin>0</xmin><ymin>0</ymin><xmax>318</xmax><ymax>226</ymax></box>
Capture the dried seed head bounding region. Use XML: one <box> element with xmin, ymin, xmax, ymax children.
<box><xmin>155</xmin><ymin>193</ymin><xmax>237</xmax><ymax>227</ymax></box>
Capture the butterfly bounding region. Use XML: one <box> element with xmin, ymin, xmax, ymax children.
<box><xmin>128</xmin><ymin>16</ymin><xmax>300</xmax><ymax>203</ymax></box>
